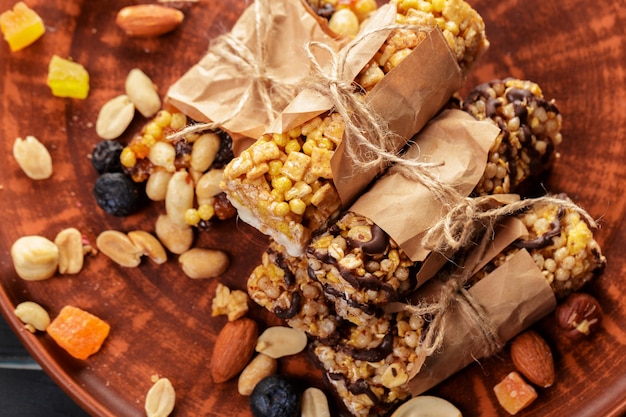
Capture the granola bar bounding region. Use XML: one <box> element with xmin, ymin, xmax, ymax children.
<box><xmin>306</xmin><ymin>211</ymin><xmax>418</xmax><ymax>326</ymax></box>
<box><xmin>462</xmin><ymin>78</ymin><xmax>563</xmax><ymax>196</ymax></box>
<box><xmin>310</xmin><ymin>195</ymin><xmax>606</xmax><ymax>417</ymax></box>
<box><xmin>247</xmin><ymin>240</ymin><xmax>341</xmax><ymax>341</ymax></box>
<box><xmin>357</xmin><ymin>0</ymin><xmax>489</xmax><ymax>91</ymax></box>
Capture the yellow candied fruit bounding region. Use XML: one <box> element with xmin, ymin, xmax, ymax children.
<box><xmin>46</xmin><ymin>55</ymin><xmax>89</xmax><ymax>99</ymax></box>
<box><xmin>0</xmin><ymin>2</ymin><xmax>45</xmax><ymax>52</ymax></box>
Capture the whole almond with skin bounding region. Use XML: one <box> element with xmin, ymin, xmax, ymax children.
<box><xmin>510</xmin><ymin>330</ymin><xmax>555</xmax><ymax>388</ymax></box>
<box><xmin>116</xmin><ymin>5</ymin><xmax>184</xmax><ymax>38</ymax></box>
<box><xmin>211</xmin><ymin>317</ymin><xmax>258</xmax><ymax>383</ymax></box>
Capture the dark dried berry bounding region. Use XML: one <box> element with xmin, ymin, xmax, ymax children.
<box><xmin>93</xmin><ymin>172</ymin><xmax>144</xmax><ymax>216</ymax></box>
<box><xmin>91</xmin><ymin>140</ymin><xmax>124</xmax><ymax>174</ymax></box>
<box><xmin>249</xmin><ymin>375</ymin><xmax>300</xmax><ymax>417</ymax></box>
<box><xmin>211</xmin><ymin>131</ymin><xmax>234</xmax><ymax>169</ymax></box>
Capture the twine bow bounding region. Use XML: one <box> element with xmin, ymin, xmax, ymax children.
<box><xmin>168</xmin><ymin>0</ymin><xmax>294</xmax><ymax>141</ymax></box>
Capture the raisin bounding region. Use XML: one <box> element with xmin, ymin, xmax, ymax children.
<box><xmin>249</xmin><ymin>375</ymin><xmax>300</xmax><ymax>417</ymax></box>
<box><xmin>91</xmin><ymin>140</ymin><xmax>124</xmax><ymax>174</ymax></box>
<box><xmin>214</xmin><ymin>192</ymin><xmax>236</xmax><ymax>220</ymax></box>
<box><xmin>211</xmin><ymin>131</ymin><xmax>234</xmax><ymax>169</ymax></box>
<box><xmin>93</xmin><ymin>172</ymin><xmax>144</xmax><ymax>216</ymax></box>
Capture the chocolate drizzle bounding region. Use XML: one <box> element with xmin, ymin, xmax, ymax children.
<box><xmin>341</xmin><ymin>331</ymin><xmax>395</xmax><ymax>362</ymax></box>
<box><xmin>274</xmin><ymin>291</ymin><xmax>302</xmax><ymax>319</ymax></box>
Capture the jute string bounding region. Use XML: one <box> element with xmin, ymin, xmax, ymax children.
<box><xmin>391</xmin><ymin>194</ymin><xmax>598</xmax><ymax>372</ymax></box>
<box><xmin>168</xmin><ymin>0</ymin><xmax>293</xmax><ymax>141</ymax></box>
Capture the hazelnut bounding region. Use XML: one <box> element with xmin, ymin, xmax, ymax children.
<box><xmin>555</xmin><ymin>292</ymin><xmax>603</xmax><ymax>340</ymax></box>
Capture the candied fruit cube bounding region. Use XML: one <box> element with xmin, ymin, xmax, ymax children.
<box><xmin>46</xmin><ymin>305</ymin><xmax>110</xmax><ymax>360</ymax></box>
<box><xmin>47</xmin><ymin>54</ymin><xmax>90</xmax><ymax>99</ymax></box>
<box><xmin>493</xmin><ymin>371</ymin><xmax>538</xmax><ymax>415</ymax></box>
<box><xmin>0</xmin><ymin>2</ymin><xmax>45</xmax><ymax>52</ymax></box>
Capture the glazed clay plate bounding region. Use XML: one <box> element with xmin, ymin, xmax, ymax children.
<box><xmin>1</xmin><ymin>0</ymin><xmax>626</xmax><ymax>416</ymax></box>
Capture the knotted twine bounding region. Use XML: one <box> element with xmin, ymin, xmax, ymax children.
<box><xmin>168</xmin><ymin>0</ymin><xmax>294</xmax><ymax>141</ymax></box>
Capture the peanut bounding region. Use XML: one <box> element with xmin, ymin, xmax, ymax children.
<box><xmin>195</xmin><ymin>169</ymin><xmax>224</xmax><ymax>206</ymax></box>
<box><xmin>178</xmin><ymin>248</ymin><xmax>229</xmax><ymax>279</ymax></box>
<box><xmin>14</xmin><ymin>301</ymin><xmax>51</xmax><ymax>332</ymax></box>
<box><xmin>144</xmin><ymin>377</ymin><xmax>175</xmax><ymax>417</ymax></box>
<box><xmin>237</xmin><ymin>353</ymin><xmax>277</xmax><ymax>395</ymax></box>
<box><xmin>301</xmin><ymin>387</ymin><xmax>331</xmax><ymax>417</ymax></box>
<box><xmin>128</xmin><ymin>230</ymin><xmax>167</xmax><ymax>264</ymax></box>
<box><xmin>155</xmin><ymin>214</ymin><xmax>194</xmax><ymax>255</ymax></box>
<box><xmin>125</xmin><ymin>68</ymin><xmax>161</xmax><ymax>118</ymax></box>
<box><xmin>12</xmin><ymin>136</ymin><xmax>53</xmax><ymax>180</ymax></box>
<box><xmin>96</xmin><ymin>230</ymin><xmax>142</xmax><ymax>267</ymax></box>
<box><xmin>95</xmin><ymin>94</ymin><xmax>135</xmax><ymax>140</ymax></box>
<box><xmin>54</xmin><ymin>227</ymin><xmax>84</xmax><ymax>274</ymax></box>
<box><xmin>165</xmin><ymin>170</ymin><xmax>195</xmax><ymax>227</ymax></box>
<box><xmin>190</xmin><ymin>132</ymin><xmax>221</xmax><ymax>172</ymax></box>
<box><xmin>255</xmin><ymin>326</ymin><xmax>308</xmax><ymax>359</ymax></box>
<box><xmin>11</xmin><ymin>235</ymin><xmax>59</xmax><ymax>281</ymax></box>
<box><xmin>145</xmin><ymin>168</ymin><xmax>173</xmax><ymax>201</ymax></box>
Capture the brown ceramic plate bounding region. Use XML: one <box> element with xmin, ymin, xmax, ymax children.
<box><xmin>1</xmin><ymin>0</ymin><xmax>625</xmax><ymax>416</ymax></box>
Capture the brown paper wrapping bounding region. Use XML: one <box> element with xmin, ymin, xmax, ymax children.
<box><xmin>165</xmin><ymin>0</ymin><xmax>345</xmax><ymax>139</ymax></box>
<box><xmin>349</xmin><ymin>109</ymin><xmax>501</xmax><ymax>263</ymax></box>
<box><xmin>331</xmin><ymin>26</ymin><xmax>466</xmax><ymax>205</ymax></box>
<box><xmin>405</xmin><ymin>220</ymin><xmax>558</xmax><ymax>396</ymax></box>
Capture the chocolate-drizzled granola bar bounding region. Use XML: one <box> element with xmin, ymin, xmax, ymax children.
<box><xmin>306</xmin><ymin>211</ymin><xmax>419</xmax><ymax>327</ymax></box>
<box><xmin>462</xmin><ymin>78</ymin><xmax>563</xmax><ymax>196</ymax></box>
<box><xmin>308</xmin><ymin>196</ymin><xmax>605</xmax><ymax>417</ymax></box>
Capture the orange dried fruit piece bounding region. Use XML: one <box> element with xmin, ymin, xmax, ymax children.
<box><xmin>0</xmin><ymin>2</ymin><xmax>45</xmax><ymax>52</ymax></box>
<box><xmin>47</xmin><ymin>305</ymin><xmax>110</xmax><ymax>360</ymax></box>
<box><xmin>47</xmin><ymin>54</ymin><xmax>90</xmax><ymax>99</ymax></box>
<box><xmin>493</xmin><ymin>371</ymin><xmax>538</xmax><ymax>415</ymax></box>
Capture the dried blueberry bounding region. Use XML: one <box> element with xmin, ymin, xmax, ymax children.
<box><xmin>249</xmin><ymin>375</ymin><xmax>300</xmax><ymax>417</ymax></box>
<box><xmin>93</xmin><ymin>172</ymin><xmax>143</xmax><ymax>216</ymax></box>
<box><xmin>211</xmin><ymin>131</ymin><xmax>234</xmax><ymax>169</ymax></box>
<box><xmin>91</xmin><ymin>140</ymin><xmax>124</xmax><ymax>174</ymax></box>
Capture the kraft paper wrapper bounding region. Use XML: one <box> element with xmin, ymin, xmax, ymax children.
<box><xmin>273</xmin><ymin>24</ymin><xmax>466</xmax><ymax>206</ymax></box>
<box><xmin>349</xmin><ymin>109</ymin><xmax>501</xmax><ymax>266</ymax></box>
<box><xmin>406</xmin><ymin>229</ymin><xmax>557</xmax><ymax>396</ymax></box>
<box><xmin>165</xmin><ymin>0</ymin><xmax>345</xmax><ymax>139</ymax></box>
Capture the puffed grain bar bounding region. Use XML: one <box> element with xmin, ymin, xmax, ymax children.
<box><xmin>247</xmin><ymin>240</ymin><xmax>341</xmax><ymax>340</ymax></box>
<box><xmin>222</xmin><ymin>113</ymin><xmax>344</xmax><ymax>256</ymax></box>
<box><xmin>306</xmin><ymin>211</ymin><xmax>418</xmax><ymax>326</ymax></box>
<box><xmin>471</xmin><ymin>194</ymin><xmax>606</xmax><ymax>298</ymax></box>
<box><xmin>462</xmin><ymin>78</ymin><xmax>563</xmax><ymax>196</ymax></box>
<box><xmin>311</xmin><ymin>310</ymin><xmax>420</xmax><ymax>417</ymax></box>
<box><xmin>311</xmin><ymin>195</ymin><xmax>606</xmax><ymax>417</ymax></box>
<box><xmin>356</xmin><ymin>0</ymin><xmax>489</xmax><ymax>91</ymax></box>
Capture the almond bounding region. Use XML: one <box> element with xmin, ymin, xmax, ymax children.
<box><xmin>211</xmin><ymin>317</ymin><xmax>258</xmax><ymax>383</ymax></box>
<box><xmin>510</xmin><ymin>330</ymin><xmax>555</xmax><ymax>388</ymax></box>
<box><xmin>116</xmin><ymin>5</ymin><xmax>184</xmax><ymax>38</ymax></box>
